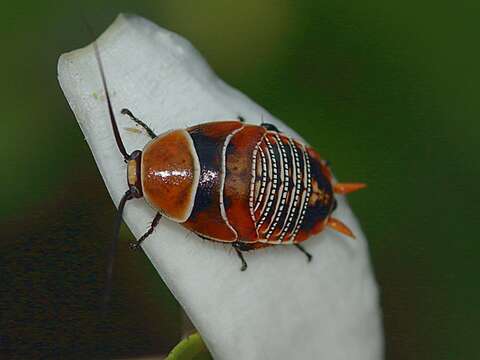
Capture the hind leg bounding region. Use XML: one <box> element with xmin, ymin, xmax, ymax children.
<box><xmin>233</xmin><ymin>244</ymin><xmax>248</xmax><ymax>271</ymax></box>
<box><xmin>294</xmin><ymin>244</ymin><xmax>313</xmax><ymax>262</ymax></box>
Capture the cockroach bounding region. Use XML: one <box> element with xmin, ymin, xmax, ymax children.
<box><xmin>90</xmin><ymin>40</ymin><xmax>365</xmax><ymax>303</ymax></box>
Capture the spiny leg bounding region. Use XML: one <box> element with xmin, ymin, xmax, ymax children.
<box><xmin>121</xmin><ymin>108</ymin><xmax>157</xmax><ymax>139</ymax></box>
<box><xmin>294</xmin><ymin>244</ymin><xmax>313</xmax><ymax>262</ymax></box>
<box><xmin>232</xmin><ymin>242</ymin><xmax>249</xmax><ymax>271</ymax></box>
<box><xmin>130</xmin><ymin>213</ymin><xmax>162</xmax><ymax>250</ymax></box>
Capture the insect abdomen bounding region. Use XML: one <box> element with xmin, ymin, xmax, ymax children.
<box><xmin>251</xmin><ymin>132</ymin><xmax>332</xmax><ymax>244</ymax></box>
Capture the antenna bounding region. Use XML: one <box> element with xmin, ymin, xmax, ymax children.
<box><xmin>103</xmin><ymin>189</ymin><xmax>133</xmax><ymax>309</ymax></box>
<box><xmin>82</xmin><ymin>18</ymin><xmax>133</xmax><ymax>311</ymax></box>
<box><xmin>84</xmin><ymin>19</ymin><xmax>130</xmax><ymax>160</ymax></box>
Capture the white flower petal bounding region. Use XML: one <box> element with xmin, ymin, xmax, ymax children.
<box><xmin>58</xmin><ymin>14</ymin><xmax>383</xmax><ymax>360</ymax></box>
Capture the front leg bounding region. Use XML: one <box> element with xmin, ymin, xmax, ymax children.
<box><xmin>130</xmin><ymin>213</ymin><xmax>162</xmax><ymax>250</ymax></box>
<box><xmin>121</xmin><ymin>108</ymin><xmax>157</xmax><ymax>139</ymax></box>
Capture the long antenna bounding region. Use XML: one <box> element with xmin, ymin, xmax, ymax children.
<box><xmin>103</xmin><ymin>190</ymin><xmax>133</xmax><ymax>309</ymax></box>
<box><xmin>86</xmin><ymin>21</ymin><xmax>130</xmax><ymax>160</ymax></box>
<box><xmin>82</xmin><ymin>18</ymin><xmax>133</xmax><ymax>311</ymax></box>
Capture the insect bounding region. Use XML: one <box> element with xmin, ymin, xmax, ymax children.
<box><xmin>91</xmin><ymin>41</ymin><xmax>365</xmax><ymax>287</ymax></box>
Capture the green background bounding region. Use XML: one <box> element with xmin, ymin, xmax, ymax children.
<box><xmin>1</xmin><ymin>1</ymin><xmax>479</xmax><ymax>359</ymax></box>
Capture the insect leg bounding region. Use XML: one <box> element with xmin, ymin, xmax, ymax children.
<box><xmin>194</xmin><ymin>235</ymin><xmax>250</xmax><ymax>271</ymax></box>
<box><xmin>234</xmin><ymin>248</ymin><xmax>248</xmax><ymax>271</ymax></box>
<box><xmin>232</xmin><ymin>242</ymin><xmax>249</xmax><ymax>271</ymax></box>
<box><xmin>294</xmin><ymin>244</ymin><xmax>313</xmax><ymax>263</ymax></box>
<box><xmin>237</xmin><ymin>115</ymin><xmax>245</xmax><ymax>122</ymax></box>
<box><xmin>261</xmin><ymin>122</ymin><xmax>280</xmax><ymax>132</ymax></box>
<box><xmin>121</xmin><ymin>108</ymin><xmax>157</xmax><ymax>139</ymax></box>
<box><xmin>130</xmin><ymin>212</ymin><xmax>162</xmax><ymax>250</ymax></box>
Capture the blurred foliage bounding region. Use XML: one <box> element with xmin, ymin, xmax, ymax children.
<box><xmin>1</xmin><ymin>0</ymin><xmax>479</xmax><ymax>359</ymax></box>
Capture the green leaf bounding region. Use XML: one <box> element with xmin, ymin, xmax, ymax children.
<box><xmin>166</xmin><ymin>333</ymin><xmax>213</xmax><ymax>360</ymax></box>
